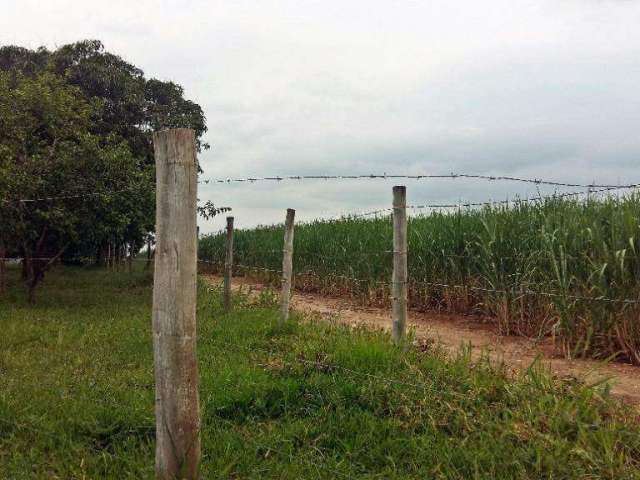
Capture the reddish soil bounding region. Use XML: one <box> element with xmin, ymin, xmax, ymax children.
<box><xmin>204</xmin><ymin>275</ymin><xmax>640</xmax><ymax>407</ymax></box>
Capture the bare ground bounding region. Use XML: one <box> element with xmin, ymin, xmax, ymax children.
<box><xmin>204</xmin><ymin>274</ymin><xmax>640</xmax><ymax>406</ymax></box>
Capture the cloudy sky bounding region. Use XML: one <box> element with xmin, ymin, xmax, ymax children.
<box><xmin>2</xmin><ymin>0</ymin><xmax>640</xmax><ymax>232</ymax></box>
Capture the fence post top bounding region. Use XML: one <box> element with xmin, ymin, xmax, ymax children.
<box><xmin>152</xmin><ymin>127</ymin><xmax>195</xmax><ymax>139</ymax></box>
<box><xmin>152</xmin><ymin>129</ymin><xmax>197</xmax><ymax>166</ymax></box>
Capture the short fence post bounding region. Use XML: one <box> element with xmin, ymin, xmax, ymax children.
<box><xmin>280</xmin><ymin>208</ymin><xmax>296</xmax><ymax>323</ymax></box>
<box><xmin>392</xmin><ymin>185</ymin><xmax>408</xmax><ymax>345</ymax></box>
<box><xmin>223</xmin><ymin>216</ymin><xmax>234</xmax><ymax>312</ymax></box>
<box><xmin>152</xmin><ymin>128</ymin><xmax>200</xmax><ymax>480</ymax></box>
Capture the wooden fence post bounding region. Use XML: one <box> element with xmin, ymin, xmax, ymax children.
<box><xmin>280</xmin><ymin>208</ymin><xmax>296</xmax><ymax>323</ymax></box>
<box><xmin>152</xmin><ymin>128</ymin><xmax>200</xmax><ymax>480</ymax></box>
<box><xmin>223</xmin><ymin>216</ymin><xmax>234</xmax><ymax>312</ymax></box>
<box><xmin>392</xmin><ymin>185</ymin><xmax>408</xmax><ymax>345</ymax></box>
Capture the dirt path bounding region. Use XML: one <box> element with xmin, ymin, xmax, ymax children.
<box><xmin>205</xmin><ymin>275</ymin><xmax>640</xmax><ymax>406</ymax></box>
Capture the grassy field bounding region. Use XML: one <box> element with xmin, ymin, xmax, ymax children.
<box><xmin>199</xmin><ymin>194</ymin><xmax>640</xmax><ymax>364</ymax></box>
<box><xmin>2</xmin><ymin>266</ymin><xmax>640</xmax><ymax>478</ymax></box>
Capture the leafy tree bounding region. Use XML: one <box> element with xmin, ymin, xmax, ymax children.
<box><xmin>0</xmin><ymin>71</ymin><xmax>153</xmax><ymax>301</ymax></box>
<box><xmin>0</xmin><ymin>40</ymin><xmax>227</xmax><ymax>300</ymax></box>
<box><xmin>197</xmin><ymin>201</ymin><xmax>231</xmax><ymax>220</ymax></box>
<box><xmin>0</xmin><ymin>45</ymin><xmax>49</xmax><ymax>76</ymax></box>
<box><xmin>47</xmin><ymin>40</ymin><xmax>209</xmax><ymax>162</ymax></box>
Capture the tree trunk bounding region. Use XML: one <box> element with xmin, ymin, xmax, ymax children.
<box><xmin>21</xmin><ymin>255</ymin><xmax>30</xmax><ymax>280</ymax></box>
<box><xmin>26</xmin><ymin>244</ymin><xmax>67</xmax><ymax>304</ymax></box>
<box><xmin>27</xmin><ymin>260</ymin><xmax>43</xmax><ymax>304</ymax></box>
<box><xmin>95</xmin><ymin>244</ymin><xmax>104</xmax><ymax>266</ymax></box>
<box><xmin>0</xmin><ymin>243</ymin><xmax>6</xmax><ymax>294</ymax></box>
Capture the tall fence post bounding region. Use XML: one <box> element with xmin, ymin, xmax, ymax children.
<box><xmin>392</xmin><ymin>185</ymin><xmax>408</xmax><ymax>345</ymax></box>
<box><xmin>223</xmin><ymin>216</ymin><xmax>234</xmax><ymax>312</ymax></box>
<box><xmin>280</xmin><ymin>208</ymin><xmax>296</xmax><ymax>323</ymax></box>
<box><xmin>152</xmin><ymin>128</ymin><xmax>200</xmax><ymax>480</ymax></box>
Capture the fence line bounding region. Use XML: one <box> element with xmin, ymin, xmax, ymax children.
<box><xmin>0</xmin><ymin>257</ymin><xmax>152</xmax><ymax>262</ymax></box>
<box><xmin>257</xmin><ymin>183</ymin><xmax>638</xmax><ymax>222</ymax></box>
<box><xmin>199</xmin><ymin>172</ymin><xmax>640</xmax><ymax>189</ymax></box>
<box><xmin>410</xmin><ymin>279</ymin><xmax>640</xmax><ymax>305</ymax></box>
<box><xmin>336</xmin><ymin>183</ymin><xmax>640</xmax><ymax>219</ymax></box>
<box><xmin>1</xmin><ymin>187</ymin><xmax>140</xmax><ymax>204</ymax></box>
<box><xmin>200</xmin><ymin>260</ymin><xmax>640</xmax><ymax>306</ymax></box>
<box><xmin>5</xmin><ymin>257</ymin><xmax>638</xmax><ymax>306</ymax></box>
<box><xmin>216</xmin><ymin>249</ymin><xmax>640</xmax><ymax>262</ymax></box>
<box><xmin>5</xmin><ymin>173</ymin><xmax>638</xmax><ymax>207</ymax></box>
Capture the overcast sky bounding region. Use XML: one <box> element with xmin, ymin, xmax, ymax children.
<box><xmin>2</xmin><ymin>0</ymin><xmax>640</xmax><ymax>232</ymax></box>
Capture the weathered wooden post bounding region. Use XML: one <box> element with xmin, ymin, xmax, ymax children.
<box><xmin>279</xmin><ymin>208</ymin><xmax>295</xmax><ymax>323</ymax></box>
<box><xmin>392</xmin><ymin>186</ymin><xmax>408</xmax><ymax>345</ymax></box>
<box><xmin>152</xmin><ymin>128</ymin><xmax>200</xmax><ymax>480</ymax></box>
<box><xmin>223</xmin><ymin>216</ymin><xmax>234</xmax><ymax>312</ymax></box>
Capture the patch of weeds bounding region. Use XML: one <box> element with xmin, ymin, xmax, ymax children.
<box><xmin>253</xmin><ymin>287</ymin><xmax>279</xmax><ymax>308</ymax></box>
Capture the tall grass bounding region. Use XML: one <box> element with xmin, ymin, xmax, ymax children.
<box><xmin>200</xmin><ymin>194</ymin><xmax>640</xmax><ymax>363</ymax></box>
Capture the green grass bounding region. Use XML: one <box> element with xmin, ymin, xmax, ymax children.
<box><xmin>1</xmin><ymin>266</ymin><xmax>640</xmax><ymax>478</ymax></box>
<box><xmin>199</xmin><ymin>194</ymin><xmax>640</xmax><ymax>363</ymax></box>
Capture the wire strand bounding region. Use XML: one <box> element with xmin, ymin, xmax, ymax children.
<box><xmin>199</xmin><ymin>173</ymin><xmax>640</xmax><ymax>189</ymax></box>
<box><xmin>202</xmin><ymin>262</ymin><xmax>640</xmax><ymax>305</ymax></box>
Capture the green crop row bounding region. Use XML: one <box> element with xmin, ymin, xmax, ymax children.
<box><xmin>199</xmin><ymin>194</ymin><xmax>640</xmax><ymax>363</ymax></box>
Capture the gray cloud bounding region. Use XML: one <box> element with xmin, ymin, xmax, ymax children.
<box><xmin>2</xmin><ymin>0</ymin><xmax>640</xmax><ymax>232</ymax></box>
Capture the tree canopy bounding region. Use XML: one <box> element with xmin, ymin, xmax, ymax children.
<box><xmin>0</xmin><ymin>40</ymin><xmax>211</xmax><ymax>301</ymax></box>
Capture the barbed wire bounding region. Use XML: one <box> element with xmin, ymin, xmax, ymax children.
<box><xmin>410</xmin><ymin>279</ymin><xmax>639</xmax><ymax>305</ymax></box>
<box><xmin>3</xmin><ymin>189</ymin><xmax>223</xmax><ymax>205</ymax></box>
<box><xmin>6</xmin><ymin>256</ymin><xmax>637</xmax><ymax>306</ymax></box>
<box><xmin>339</xmin><ymin>184</ymin><xmax>640</xmax><ymax>219</ymax></box>
<box><xmin>199</xmin><ymin>173</ymin><xmax>640</xmax><ymax>189</ymax></box>
<box><xmin>1</xmin><ymin>187</ymin><xmax>142</xmax><ymax>204</ymax></box>
<box><xmin>204</xmin><ymin>248</ymin><xmax>640</xmax><ymax>263</ymax></box>
<box><xmin>0</xmin><ymin>257</ymin><xmax>152</xmax><ymax>262</ymax></box>
<box><xmin>6</xmin><ymin>173</ymin><xmax>638</xmax><ymax>206</ymax></box>
<box><xmin>204</xmin><ymin>261</ymin><xmax>640</xmax><ymax>305</ymax></box>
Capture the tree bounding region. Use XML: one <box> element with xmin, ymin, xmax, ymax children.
<box><xmin>0</xmin><ymin>71</ymin><xmax>152</xmax><ymax>301</ymax></box>
<box><xmin>0</xmin><ymin>71</ymin><xmax>94</xmax><ymax>296</ymax></box>
<box><xmin>0</xmin><ymin>40</ymin><xmax>210</xmax><ymax>155</ymax></box>
<box><xmin>48</xmin><ymin>40</ymin><xmax>209</xmax><ymax>162</ymax></box>
<box><xmin>0</xmin><ymin>40</ymin><xmax>225</xmax><ymax>300</ymax></box>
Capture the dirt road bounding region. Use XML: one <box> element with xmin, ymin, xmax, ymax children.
<box><xmin>205</xmin><ymin>275</ymin><xmax>640</xmax><ymax>406</ymax></box>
